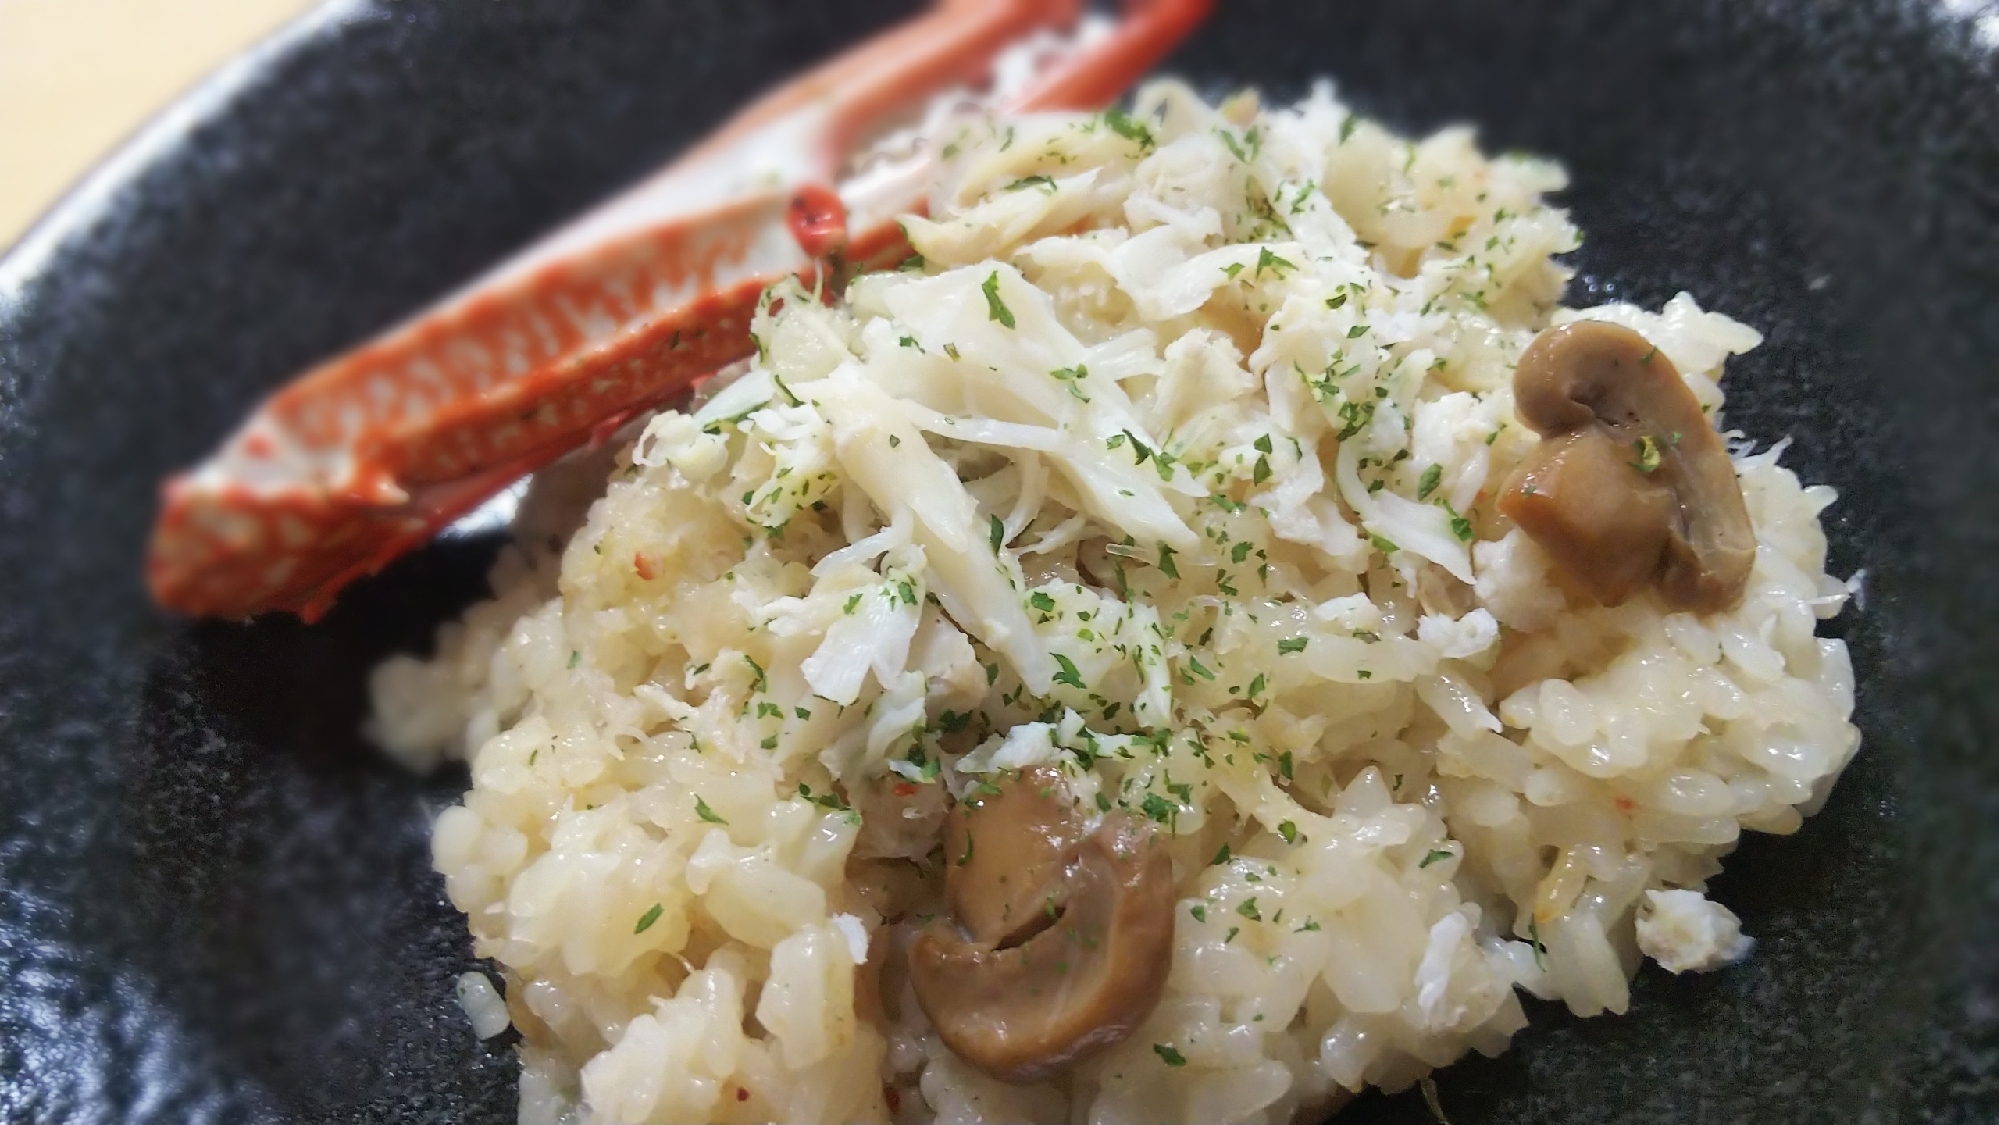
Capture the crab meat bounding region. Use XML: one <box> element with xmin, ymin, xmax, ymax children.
<box><xmin>147</xmin><ymin>0</ymin><xmax>1213</xmax><ymax>620</ymax></box>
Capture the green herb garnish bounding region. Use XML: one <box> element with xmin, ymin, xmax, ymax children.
<box><xmin>982</xmin><ymin>271</ymin><xmax>1015</xmax><ymax>328</ymax></box>
<box><xmin>1255</xmin><ymin>248</ymin><xmax>1296</xmax><ymax>279</ymax></box>
<box><xmin>1633</xmin><ymin>434</ymin><xmax>1663</xmax><ymax>473</ymax></box>
<box><xmin>1052</xmin><ymin>654</ymin><xmax>1086</xmax><ymax>691</ymax></box>
<box><xmin>1104</xmin><ymin>108</ymin><xmax>1156</xmax><ymax>151</ymax></box>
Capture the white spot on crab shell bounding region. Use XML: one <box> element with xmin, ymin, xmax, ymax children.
<box><xmin>207</xmin><ymin>506</ymin><xmax>262</xmax><ymax>551</ymax></box>
<box><xmin>558</xmin><ymin>293</ymin><xmax>622</xmax><ymax>347</ymax></box>
<box><xmin>275</xmin><ymin>514</ymin><xmax>313</xmax><ymax>550</ymax></box>
<box><xmin>599</xmin><ymin>275</ymin><xmax>639</xmax><ymax>317</ymax></box>
<box><xmin>502</xmin><ymin>340</ymin><xmax>531</xmax><ymax>377</ymax></box>
<box><xmin>403</xmin><ymin>356</ymin><xmax>441</xmax><ymax>393</ymax></box>
<box><xmin>527</xmin><ymin>313</ymin><xmax>563</xmax><ymax>365</ymax></box>
<box><xmin>261</xmin><ymin>556</ymin><xmax>297</xmax><ymax>590</ymax></box>
<box><xmin>399</xmin><ymin>384</ymin><xmax>434</xmax><ymax>418</ymax></box>
<box><xmin>369</xmin><ymin>375</ymin><xmax>401</xmax><ymax>415</ymax></box>
<box><xmin>443</xmin><ymin>478</ymin><xmax>527</xmax><ymax>540</ymax></box>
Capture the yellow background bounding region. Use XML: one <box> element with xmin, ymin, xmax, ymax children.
<box><xmin>1</xmin><ymin>0</ymin><xmax>317</xmax><ymax>249</ymax></box>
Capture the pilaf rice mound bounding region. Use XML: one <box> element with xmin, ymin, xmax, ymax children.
<box><xmin>371</xmin><ymin>79</ymin><xmax>1859</xmax><ymax>1125</ymax></box>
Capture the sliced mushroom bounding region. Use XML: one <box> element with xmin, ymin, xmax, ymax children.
<box><xmin>943</xmin><ymin>766</ymin><xmax>1086</xmax><ymax>945</ymax></box>
<box><xmin>1499</xmin><ymin>321</ymin><xmax>1755</xmax><ymax>613</ymax></box>
<box><xmin>910</xmin><ymin>771</ymin><xmax>1175</xmax><ymax>1085</ymax></box>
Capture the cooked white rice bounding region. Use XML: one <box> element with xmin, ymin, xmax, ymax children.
<box><xmin>371</xmin><ymin>79</ymin><xmax>1859</xmax><ymax>1125</ymax></box>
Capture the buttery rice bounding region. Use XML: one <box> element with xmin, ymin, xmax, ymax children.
<box><xmin>372</xmin><ymin>80</ymin><xmax>1859</xmax><ymax>1125</ymax></box>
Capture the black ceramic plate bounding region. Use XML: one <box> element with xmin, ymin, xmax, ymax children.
<box><xmin>2</xmin><ymin>1</ymin><xmax>1995</xmax><ymax>1122</ymax></box>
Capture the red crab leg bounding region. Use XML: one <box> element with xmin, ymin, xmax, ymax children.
<box><xmin>148</xmin><ymin>0</ymin><xmax>1212</xmax><ymax>621</ymax></box>
<box><xmin>1018</xmin><ymin>0</ymin><xmax>1213</xmax><ymax>110</ymax></box>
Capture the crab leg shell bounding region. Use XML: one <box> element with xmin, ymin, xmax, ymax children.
<box><xmin>149</xmin><ymin>0</ymin><xmax>1212</xmax><ymax>621</ymax></box>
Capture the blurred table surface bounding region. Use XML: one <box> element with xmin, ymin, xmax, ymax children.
<box><xmin>0</xmin><ymin>0</ymin><xmax>319</xmax><ymax>251</ymax></box>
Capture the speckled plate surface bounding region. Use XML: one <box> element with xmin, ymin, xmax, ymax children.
<box><xmin>1</xmin><ymin>2</ymin><xmax>1995</xmax><ymax>1122</ymax></box>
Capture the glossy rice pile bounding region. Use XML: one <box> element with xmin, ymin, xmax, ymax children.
<box><xmin>372</xmin><ymin>80</ymin><xmax>1860</xmax><ymax>1125</ymax></box>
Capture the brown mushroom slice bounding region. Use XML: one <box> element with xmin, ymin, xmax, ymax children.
<box><xmin>944</xmin><ymin>766</ymin><xmax>1085</xmax><ymax>945</ymax></box>
<box><xmin>1499</xmin><ymin>321</ymin><xmax>1756</xmax><ymax>613</ymax></box>
<box><xmin>1504</xmin><ymin>428</ymin><xmax>1678</xmax><ymax>607</ymax></box>
<box><xmin>911</xmin><ymin>812</ymin><xmax>1175</xmax><ymax>1086</ymax></box>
